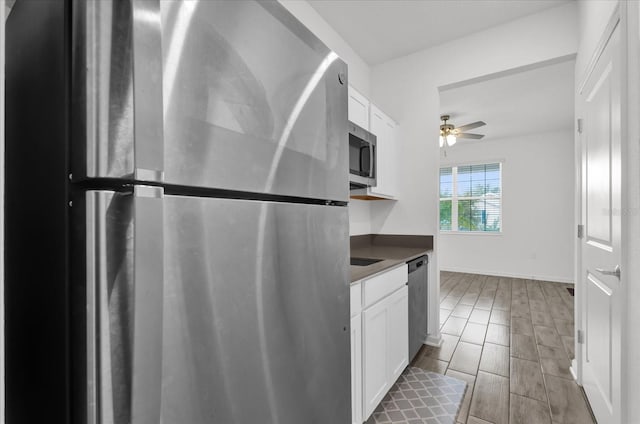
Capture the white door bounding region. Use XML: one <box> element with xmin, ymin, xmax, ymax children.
<box><xmin>348</xmin><ymin>85</ymin><xmax>370</xmax><ymax>130</ymax></box>
<box><xmin>579</xmin><ymin>17</ymin><xmax>623</xmax><ymax>424</ymax></box>
<box><xmin>383</xmin><ymin>117</ymin><xmax>397</xmax><ymax>197</ymax></box>
<box><xmin>362</xmin><ymin>299</ymin><xmax>389</xmax><ymax>420</ymax></box>
<box><xmin>369</xmin><ymin>105</ymin><xmax>398</xmax><ymax>198</ymax></box>
<box><xmin>369</xmin><ymin>105</ymin><xmax>388</xmax><ymax>196</ymax></box>
<box><xmin>386</xmin><ymin>286</ymin><xmax>408</xmax><ymax>380</ymax></box>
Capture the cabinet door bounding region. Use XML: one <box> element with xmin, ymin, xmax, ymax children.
<box><xmin>369</xmin><ymin>105</ymin><xmax>387</xmax><ymax>196</ymax></box>
<box><xmin>348</xmin><ymin>85</ymin><xmax>370</xmax><ymax>130</ymax></box>
<box><xmin>387</xmin><ymin>286</ymin><xmax>409</xmax><ymax>381</ymax></box>
<box><xmin>368</xmin><ymin>105</ymin><xmax>397</xmax><ymax>198</ymax></box>
<box><xmin>362</xmin><ymin>300</ymin><xmax>389</xmax><ymax>419</ymax></box>
<box><xmin>383</xmin><ymin>117</ymin><xmax>397</xmax><ymax>197</ymax></box>
<box><xmin>351</xmin><ymin>314</ymin><xmax>363</xmax><ymax>424</ymax></box>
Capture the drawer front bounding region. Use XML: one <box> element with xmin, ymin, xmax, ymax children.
<box><xmin>350</xmin><ymin>282</ymin><xmax>362</xmax><ymax>317</ymax></box>
<box><xmin>363</xmin><ymin>264</ymin><xmax>408</xmax><ymax>309</ymax></box>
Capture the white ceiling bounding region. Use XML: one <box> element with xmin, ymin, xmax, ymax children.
<box><xmin>439</xmin><ymin>58</ymin><xmax>575</xmax><ymax>143</ymax></box>
<box><xmin>308</xmin><ymin>0</ymin><xmax>572</xmax><ymax>65</ymax></box>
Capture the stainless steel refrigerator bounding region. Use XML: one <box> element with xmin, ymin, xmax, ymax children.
<box><xmin>5</xmin><ymin>1</ymin><xmax>351</xmax><ymax>423</ymax></box>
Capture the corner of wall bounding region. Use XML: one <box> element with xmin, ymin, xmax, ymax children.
<box><xmin>348</xmin><ymin>199</ymin><xmax>371</xmax><ymax>235</ymax></box>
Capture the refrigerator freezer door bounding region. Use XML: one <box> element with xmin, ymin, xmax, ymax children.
<box><xmin>71</xmin><ymin>0</ymin><xmax>164</xmax><ymax>182</ymax></box>
<box><xmin>162</xmin><ymin>196</ymin><xmax>351</xmax><ymax>423</ymax></box>
<box><xmin>85</xmin><ymin>189</ymin><xmax>164</xmax><ymax>424</ymax></box>
<box><xmin>161</xmin><ymin>1</ymin><xmax>348</xmax><ymax>201</ymax></box>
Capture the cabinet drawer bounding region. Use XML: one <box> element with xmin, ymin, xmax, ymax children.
<box><xmin>350</xmin><ymin>282</ymin><xmax>362</xmax><ymax>317</ymax></box>
<box><xmin>363</xmin><ymin>264</ymin><xmax>408</xmax><ymax>309</ymax></box>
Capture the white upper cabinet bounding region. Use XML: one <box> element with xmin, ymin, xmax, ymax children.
<box><xmin>347</xmin><ymin>85</ymin><xmax>398</xmax><ymax>200</ymax></box>
<box><xmin>368</xmin><ymin>105</ymin><xmax>397</xmax><ymax>199</ymax></box>
<box><xmin>348</xmin><ymin>85</ymin><xmax>370</xmax><ymax>130</ymax></box>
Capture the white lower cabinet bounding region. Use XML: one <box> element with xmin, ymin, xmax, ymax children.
<box><xmin>387</xmin><ymin>287</ymin><xmax>409</xmax><ymax>379</ymax></box>
<box><xmin>354</xmin><ymin>264</ymin><xmax>409</xmax><ymax>422</ymax></box>
<box><xmin>363</xmin><ymin>294</ymin><xmax>391</xmax><ymax>417</ymax></box>
<box><xmin>362</xmin><ymin>286</ymin><xmax>408</xmax><ymax>419</ymax></box>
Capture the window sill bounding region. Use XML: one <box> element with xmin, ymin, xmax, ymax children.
<box><xmin>439</xmin><ymin>231</ymin><xmax>503</xmax><ymax>236</ymax></box>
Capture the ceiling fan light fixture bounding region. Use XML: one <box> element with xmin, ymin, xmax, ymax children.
<box><xmin>438</xmin><ymin>115</ymin><xmax>486</xmax><ymax>146</ymax></box>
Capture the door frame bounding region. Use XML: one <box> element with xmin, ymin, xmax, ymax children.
<box><xmin>575</xmin><ymin>3</ymin><xmax>630</xmax><ymax>422</ymax></box>
<box><xmin>623</xmin><ymin>0</ymin><xmax>640</xmax><ymax>421</ymax></box>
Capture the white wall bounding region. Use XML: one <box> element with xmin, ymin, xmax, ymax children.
<box><xmin>369</xmin><ymin>2</ymin><xmax>578</xmax><ymax>237</ymax></box>
<box><xmin>576</xmin><ymin>0</ymin><xmax>618</xmax><ymax>83</ymax></box>
<box><xmin>439</xmin><ymin>131</ymin><xmax>575</xmax><ymax>282</ymax></box>
<box><xmin>369</xmin><ymin>2</ymin><xmax>578</xmax><ymax>340</ymax></box>
<box><xmin>348</xmin><ymin>201</ymin><xmax>371</xmax><ymax>235</ymax></box>
<box><xmin>278</xmin><ymin>0</ymin><xmax>372</xmax><ymax>235</ymax></box>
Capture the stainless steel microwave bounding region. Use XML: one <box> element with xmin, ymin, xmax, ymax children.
<box><xmin>349</xmin><ymin>121</ymin><xmax>377</xmax><ymax>189</ymax></box>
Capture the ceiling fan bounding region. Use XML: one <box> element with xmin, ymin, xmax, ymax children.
<box><xmin>439</xmin><ymin>115</ymin><xmax>486</xmax><ymax>147</ymax></box>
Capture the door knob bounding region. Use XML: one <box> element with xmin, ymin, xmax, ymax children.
<box><xmin>595</xmin><ymin>265</ymin><xmax>621</xmax><ymax>279</ymax></box>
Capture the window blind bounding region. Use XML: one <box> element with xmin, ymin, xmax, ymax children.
<box><xmin>439</xmin><ymin>163</ymin><xmax>501</xmax><ymax>232</ymax></box>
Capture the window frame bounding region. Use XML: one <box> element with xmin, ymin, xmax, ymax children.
<box><xmin>439</xmin><ymin>162</ymin><xmax>503</xmax><ymax>234</ymax></box>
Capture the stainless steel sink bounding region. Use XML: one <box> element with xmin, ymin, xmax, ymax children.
<box><xmin>350</xmin><ymin>257</ymin><xmax>383</xmax><ymax>266</ymax></box>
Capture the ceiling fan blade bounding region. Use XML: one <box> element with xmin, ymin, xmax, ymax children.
<box><xmin>454</xmin><ymin>121</ymin><xmax>486</xmax><ymax>132</ymax></box>
<box><xmin>457</xmin><ymin>133</ymin><xmax>484</xmax><ymax>140</ymax></box>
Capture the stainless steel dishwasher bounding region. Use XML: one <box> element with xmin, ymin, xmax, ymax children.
<box><xmin>408</xmin><ymin>255</ymin><xmax>428</xmax><ymax>362</ymax></box>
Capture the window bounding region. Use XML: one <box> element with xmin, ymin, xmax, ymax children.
<box><xmin>440</xmin><ymin>163</ymin><xmax>501</xmax><ymax>232</ymax></box>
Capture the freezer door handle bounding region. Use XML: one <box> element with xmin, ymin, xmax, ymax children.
<box><xmin>75</xmin><ymin>0</ymin><xmax>164</xmax><ymax>181</ymax></box>
<box><xmin>131</xmin><ymin>0</ymin><xmax>164</xmax><ymax>182</ymax></box>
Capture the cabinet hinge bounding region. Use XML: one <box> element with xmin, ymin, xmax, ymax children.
<box><xmin>577</xmin><ymin>118</ymin><xmax>583</xmax><ymax>134</ymax></box>
<box><xmin>577</xmin><ymin>224</ymin><xmax>584</xmax><ymax>239</ymax></box>
<box><xmin>577</xmin><ymin>329</ymin><xmax>584</xmax><ymax>344</ymax></box>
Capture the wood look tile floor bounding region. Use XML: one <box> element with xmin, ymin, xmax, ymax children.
<box><xmin>411</xmin><ymin>272</ymin><xmax>596</xmax><ymax>424</ymax></box>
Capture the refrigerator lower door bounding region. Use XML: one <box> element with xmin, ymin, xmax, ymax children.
<box><xmin>160</xmin><ymin>1</ymin><xmax>348</xmax><ymax>202</ymax></box>
<box><xmin>162</xmin><ymin>196</ymin><xmax>351</xmax><ymax>423</ymax></box>
<box><xmin>85</xmin><ymin>189</ymin><xmax>164</xmax><ymax>424</ymax></box>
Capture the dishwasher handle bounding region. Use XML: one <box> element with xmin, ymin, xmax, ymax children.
<box><xmin>408</xmin><ymin>255</ymin><xmax>428</xmax><ymax>274</ymax></box>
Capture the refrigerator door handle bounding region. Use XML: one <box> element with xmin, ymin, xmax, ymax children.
<box><xmin>87</xmin><ymin>188</ymin><xmax>164</xmax><ymax>424</ymax></box>
<box><xmin>130</xmin><ymin>186</ymin><xmax>164</xmax><ymax>424</ymax></box>
<box><xmin>131</xmin><ymin>0</ymin><xmax>164</xmax><ymax>183</ymax></box>
<box><xmin>76</xmin><ymin>0</ymin><xmax>164</xmax><ymax>182</ymax></box>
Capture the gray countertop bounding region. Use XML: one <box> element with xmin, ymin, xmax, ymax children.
<box><xmin>350</xmin><ymin>234</ymin><xmax>433</xmax><ymax>283</ymax></box>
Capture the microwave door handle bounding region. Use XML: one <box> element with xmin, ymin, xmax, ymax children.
<box><xmin>360</xmin><ymin>146</ymin><xmax>367</xmax><ymax>175</ymax></box>
<box><xmin>369</xmin><ymin>144</ymin><xmax>374</xmax><ymax>178</ymax></box>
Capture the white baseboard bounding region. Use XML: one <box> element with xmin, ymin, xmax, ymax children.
<box><xmin>570</xmin><ymin>359</ymin><xmax>579</xmax><ymax>383</ymax></box>
<box><xmin>439</xmin><ymin>266</ymin><xmax>574</xmax><ymax>284</ymax></box>
<box><xmin>425</xmin><ymin>334</ymin><xmax>443</xmax><ymax>347</ymax></box>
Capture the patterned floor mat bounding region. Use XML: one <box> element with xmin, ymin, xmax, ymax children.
<box><xmin>365</xmin><ymin>367</ymin><xmax>467</xmax><ymax>424</ymax></box>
